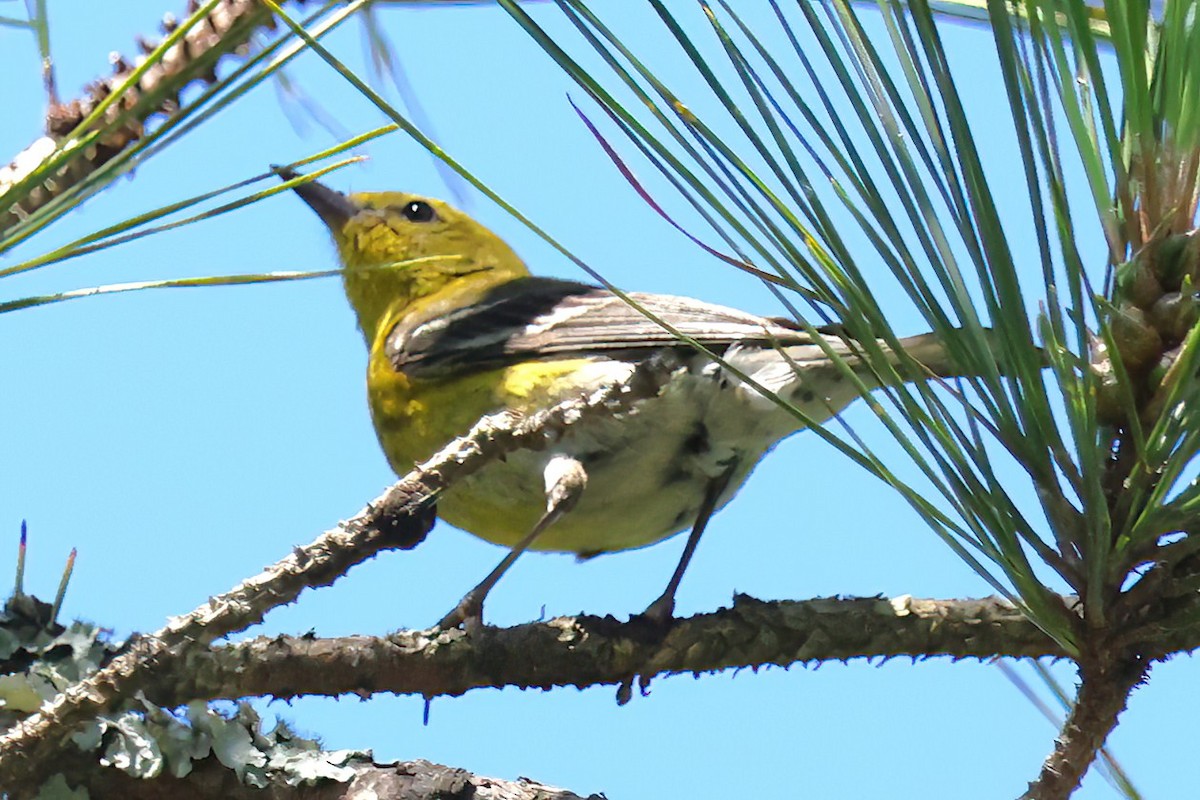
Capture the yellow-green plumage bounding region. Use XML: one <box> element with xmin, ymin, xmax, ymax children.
<box><xmin>328</xmin><ymin>191</ymin><xmax>692</xmax><ymax>550</ymax></box>
<box><xmin>368</xmin><ymin>354</ymin><xmax>612</xmax><ymax>548</ymax></box>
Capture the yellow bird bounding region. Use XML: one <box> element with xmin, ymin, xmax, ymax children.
<box><xmin>285</xmin><ymin>169</ymin><xmax>967</xmax><ymax>628</ymax></box>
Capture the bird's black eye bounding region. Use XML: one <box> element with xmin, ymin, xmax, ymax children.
<box><xmin>400</xmin><ymin>201</ymin><xmax>437</xmax><ymax>223</ymax></box>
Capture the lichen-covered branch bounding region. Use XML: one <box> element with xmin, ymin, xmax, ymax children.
<box><xmin>0</xmin><ymin>372</ymin><xmax>669</xmax><ymax>791</ymax></box>
<box><xmin>41</xmin><ymin>749</ymin><xmax>598</xmax><ymax>800</ymax></box>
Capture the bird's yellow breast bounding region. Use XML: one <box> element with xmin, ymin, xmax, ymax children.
<box><xmin>368</xmin><ymin>350</ymin><xmax>654</xmax><ymax>548</ymax></box>
<box><xmin>366</xmin><ymin>353</ymin><xmax>605</xmax><ymax>473</ymax></box>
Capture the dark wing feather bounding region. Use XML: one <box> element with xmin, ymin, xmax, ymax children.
<box><xmin>387</xmin><ymin>276</ymin><xmax>817</xmax><ymax>380</ymax></box>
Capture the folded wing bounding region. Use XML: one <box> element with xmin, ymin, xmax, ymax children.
<box><xmin>386</xmin><ymin>276</ymin><xmax>821</xmax><ymax>379</ymax></box>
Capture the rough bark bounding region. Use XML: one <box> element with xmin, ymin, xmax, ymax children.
<box><xmin>151</xmin><ymin>595</ymin><xmax>1069</xmax><ymax>706</ymax></box>
<box><xmin>1022</xmin><ymin>651</ymin><xmax>1148</xmax><ymax>800</ymax></box>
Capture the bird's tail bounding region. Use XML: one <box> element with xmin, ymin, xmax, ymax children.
<box><xmin>731</xmin><ymin>327</ymin><xmax>1028</xmax><ymax>429</ymax></box>
<box><xmin>891</xmin><ymin>328</ymin><xmax>1030</xmax><ymax>380</ymax></box>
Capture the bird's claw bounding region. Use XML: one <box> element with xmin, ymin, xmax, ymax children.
<box><xmin>638</xmin><ymin>592</ymin><xmax>676</xmax><ymax>627</ymax></box>
<box><xmin>437</xmin><ymin>591</ymin><xmax>485</xmax><ymax>630</ymax></box>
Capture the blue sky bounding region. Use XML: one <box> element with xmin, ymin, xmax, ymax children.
<box><xmin>1</xmin><ymin>2</ymin><xmax>1193</xmax><ymax>797</ymax></box>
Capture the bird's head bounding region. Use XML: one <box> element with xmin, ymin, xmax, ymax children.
<box><xmin>281</xmin><ymin>168</ymin><xmax>528</xmax><ymax>343</ymax></box>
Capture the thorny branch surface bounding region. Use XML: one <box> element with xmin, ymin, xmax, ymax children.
<box><xmin>142</xmin><ymin>595</ymin><xmax>1072</xmax><ymax>705</ymax></box>
<box><xmin>1023</xmin><ymin>649</ymin><xmax>1149</xmax><ymax>800</ymax></box>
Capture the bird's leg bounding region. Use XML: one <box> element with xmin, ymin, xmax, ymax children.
<box><xmin>438</xmin><ymin>455</ymin><xmax>587</xmax><ymax>629</ymax></box>
<box><xmin>641</xmin><ymin>465</ymin><xmax>736</xmax><ymax>625</ymax></box>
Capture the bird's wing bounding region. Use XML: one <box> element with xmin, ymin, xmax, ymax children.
<box><xmin>386</xmin><ymin>276</ymin><xmax>818</xmax><ymax>379</ymax></box>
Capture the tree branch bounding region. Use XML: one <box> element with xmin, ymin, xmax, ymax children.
<box><xmin>148</xmin><ymin>595</ymin><xmax>1069</xmax><ymax>706</ymax></box>
<box><xmin>0</xmin><ymin>371</ymin><xmax>670</xmax><ymax>790</ymax></box>
<box><xmin>1022</xmin><ymin>650</ymin><xmax>1149</xmax><ymax>800</ymax></box>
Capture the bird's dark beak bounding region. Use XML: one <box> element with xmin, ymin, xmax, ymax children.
<box><xmin>274</xmin><ymin>166</ymin><xmax>360</xmax><ymax>231</ymax></box>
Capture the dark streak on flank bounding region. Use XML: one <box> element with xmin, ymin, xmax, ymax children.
<box><xmin>661</xmin><ymin>421</ymin><xmax>711</xmax><ymax>489</ymax></box>
<box><xmin>682</xmin><ymin>421</ymin><xmax>710</xmax><ymax>456</ymax></box>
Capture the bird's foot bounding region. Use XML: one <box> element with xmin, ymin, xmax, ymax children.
<box><xmin>638</xmin><ymin>591</ymin><xmax>676</xmax><ymax>627</ymax></box>
<box><xmin>437</xmin><ymin>591</ymin><xmax>485</xmax><ymax>631</ymax></box>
